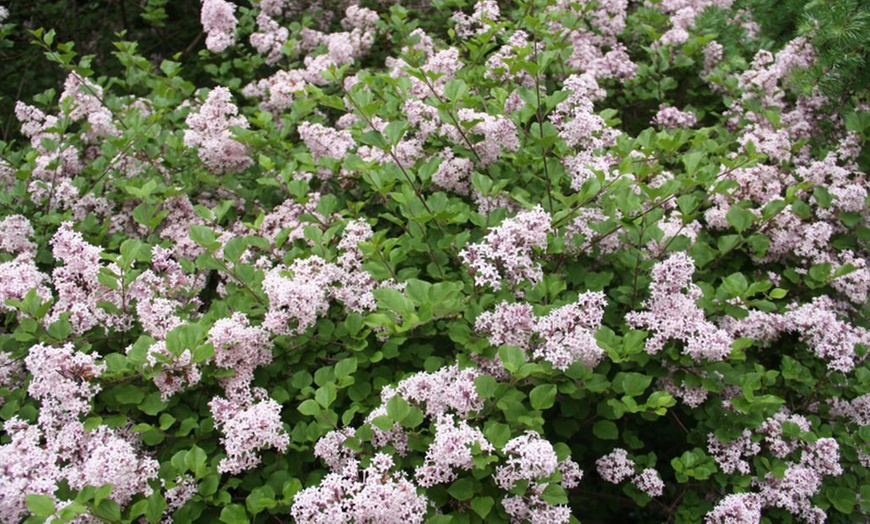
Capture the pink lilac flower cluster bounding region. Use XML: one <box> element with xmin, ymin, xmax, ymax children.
<box><xmin>705</xmin><ymin>493</ymin><xmax>763</xmax><ymax>524</ymax></box>
<box><xmin>708</xmin><ymin>429</ymin><xmax>761</xmax><ymax>475</ymax></box>
<box><xmin>0</xmin><ymin>343</ymin><xmax>158</xmax><ymax>517</ymax></box>
<box><xmin>706</xmin><ymin>410</ymin><xmax>843</xmax><ymax>523</ymax></box>
<box><xmin>596</xmin><ymin>448</ymin><xmax>635</xmax><ymax>484</ymax></box>
<box><xmin>291</xmin><ymin>455</ymin><xmax>428</xmax><ymax>524</ymax></box>
<box><xmin>653</xmin><ymin>0</ymin><xmax>736</xmax><ymax>48</ymax></box>
<box><xmin>431</xmin><ymin>149</ymin><xmax>475</xmax><ymax>195</ymax></box>
<box><xmin>295</xmin><ymin>6</ymin><xmax>379</xmax><ymax>85</ymax></box>
<box><xmin>207</xmin><ymin>312</ymin><xmax>272</xmax><ymax>398</ymax></box>
<box><xmin>209</xmin><ymin>390</ymin><xmax>289</xmax><ymax>474</ymax></box>
<box><xmin>626</xmin><ymin>252</ymin><xmax>733</xmax><ymax>362</ymax></box>
<box><xmin>263</xmin><ymin>220</ymin><xmax>389</xmax><ymax>335</ymax></box>
<box><xmin>459</xmin><ymin>205</ymin><xmax>551</xmax><ymax>290</ymax></box>
<box><xmin>475</xmin><ymin>291</ymin><xmax>608</xmax><ymax>371</ymax></box>
<box><xmin>250</xmin><ymin>12</ymin><xmax>289</xmax><ymax>65</ymax></box>
<box><xmin>596</xmin><ymin>448</ymin><xmax>664</xmax><ymax>497</ymax></box>
<box><xmin>49</xmin><ymin>222</ymin><xmax>130</xmax><ymax>334</ymax></box>
<box><xmin>139</xmin><ymin>340</ymin><xmax>202</xmax><ymax>400</ymax></box>
<box><xmin>258</xmin><ymin>192</ymin><xmax>326</xmax><ymax>246</ymax></box>
<box><xmin>396</xmin><ymin>364</ymin><xmax>484</xmax><ymax>419</ymax></box>
<box><xmin>452</xmin><ymin>0</ymin><xmax>500</xmax><ymax>38</ymax></box>
<box><xmin>244</xmin><ymin>69</ymin><xmax>307</xmax><ymax>114</ymax></box>
<box><xmin>532</xmin><ymin>291</ymin><xmax>608</xmax><ymax>370</ymax></box>
<box><xmin>0</xmin><ymin>216</ymin><xmax>49</xmax><ymax>316</ymax></box>
<box><xmin>496</xmin><ymin>432</ymin><xmax>582</xmax><ymax>523</ymax></box>
<box><xmin>550</xmin><ymin>73</ymin><xmax>622</xmax><ymax>189</ymax></box>
<box><xmin>652</xmin><ymin>104</ymin><xmax>699</xmax><ymax>129</ymax></box>
<box><xmin>201</xmin><ymin>0</ymin><xmax>237</xmax><ymax>53</ymax></box>
<box><xmin>415</xmin><ymin>414</ymin><xmax>494</xmax><ymax>487</ymax></box>
<box><xmin>184</xmin><ymin>86</ymin><xmax>252</xmax><ymax>173</ymax></box>
<box><xmin>725</xmin><ymin>296</ymin><xmax>870</xmax><ymax>373</ymax></box>
<box><xmin>657</xmin><ymin>369</ymin><xmax>710</xmax><ymax>407</ymax></box>
<box><xmin>484</xmin><ymin>30</ymin><xmax>536</xmax><ymax>88</ymax></box>
<box><xmin>60</xmin><ymin>73</ymin><xmax>118</xmax><ymax>140</ymax></box>
<box><xmin>444</xmin><ymin>108</ymin><xmax>520</xmax><ymax>166</ymax></box>
<box><xmin>129</xmin><ymin>246</ymin><xmax>204</xmax><ymax>339</ymax></box>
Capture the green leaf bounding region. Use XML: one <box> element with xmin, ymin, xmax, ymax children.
<box><xmin>26</xmin><ymin>495</ymin><xmax>56</xmax><ymax>517</ymax></box>
<box><xmin>447</xmin><ymin>478</ymin><xmax>475</xmax><ymax>501</ymax></box>
<box><xmin>386</xmin><ymin>394</ymin><xmax>411</xmax><ymax>423</ymax></box>
<box><xmin>114</xmin><ymin>384</ymin><xmax>146</xmax><ymax>405</ymax></box>
<box><xmin>529</xmin><ymin>384</ymin><xmax>557</xmax><ymax>411</ymax></box>
<box><xmin>220</xmin><ymin>504</ymin><xmax>250</xmax><ymax>524</ymax></box>
<box><xmin>499</xmin><ymin>345</ymin><xmax>526</xmax><ymax>374</ymax></box>
<box><xmin>334</xmin><ymin>357</ymin><xmax>358</xmax><ymax>379</ymax></box>
<box><xmin>593</xmin><ymin>420</ymin><xmax>618</xmax><ymax>440</ymax></box>
<box><xmin>827</xmin><ymin>486</ymin><xmax>856</xmax><ymax>514</ymax></box>
<box><xmin>471</xmin><ymin>496</ymin><xmax>495</xmax><ymax>519</ymax></box>
<box><xmin>298</xmin><ymin>399</ymin><xmax>321</xmax><ymax>416</ymax></box>
<box><xmin>726</xmin><ymin>205</ymin><xmax>756</xmax><ymax>234</ymax></box>
<box><xmin>474</xmin><ymin>374</ymin><xmax>497</xmax><ymax>399</ymax></box>
<box><xmin>613</xmin><ymin>372</ymin><xmax>653</xmax><ymax>397</ymax></box>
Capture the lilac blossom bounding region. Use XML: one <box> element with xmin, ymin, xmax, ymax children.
<box><xmin>705</xmin><ymin>493</ymin><xmax>763</xmax><ymax>524</ymax></box>
<box><xmin>632</xmin><ymin>468</ymin><xmax>665</xmax><ymax>497</ymax></box>
<box><xmin>532</xmin><ymin>291</ymin><xmax>607</xmax><ymax>370</ymax></box>
<box><xmin>201</xmin><ymin>0</ymin><xmax>238</xmax><ymax>53</ymax></box>
<box><xmin>397</xmin><ymin>364</ymin><xmax>484</xmax><ymax>419</ymax></box>
<box><xmin>184</xmin><ymin>86</ymin><xmax>252</xmax><ymax>173</ymax></box>
<box><xmin>209</xmin><ymin>393</ymin><xmax>289</xmax><ymax>474</ymax></box>
<box><xmin>291</xmin><ymin>456</ymin><xmax>428</xmax><ymax>524</ymax></box>
<box><xmin>708</xmin><ymin>430</ymin><xmax>761</xmax><ymax>475</ymax></box>
<box><xmin>459</xmin><ymin>205</ymin><xmax>551</xmax><ymax>290</ymax></box>
<box><xmin>596</xmin><ymin>448</ymin><xmax>635</xmax><ymax>484</ymax></box>
<box><xmin>625</xmin><ymin>253</ymin><xmax>733</xmax><ymax>362</ymax></box>
<box><xmin>415</xmin><ymin>415</ymin><xmax>493</xmax><ymax>487</ymax></box>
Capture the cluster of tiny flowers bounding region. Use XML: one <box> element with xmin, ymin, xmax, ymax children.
<box><xmin>66</xmin><ymin>427</ymin><xmax>159</xmax><ymax>506</ymax></box>
<box><xmin>652</xmin><ymin>104</ymin><xmax>699</xmax><ymax>128</ymax></box>
<box><xmin>654</xmin><ymin>0</ymin><xmax>736</xmax><ymax>47</ymax></box>
<box><xmin>250</xmin><ymin>12</ymin><xmax>289</xmax><ymax>65</ymax></box>
<box><xmin>184</xmin><ymin>86</ymin><xmax>252</xmax><ymax>173</ymax></box>
<box><xmin>533</xmin><ymin>291</ymin><xmax>607</xmax><ymax>370</ymax></box>
<box><xmin>496</xmin><ymin>432</ymin><xmax>581</xmax><ymax>524</ymax></box>
<box><xmin>657</xmin><ymin>371</ymin><xmax>709</xmax><ymax>407</ymax></box>
<box><xmin>129</xmin><ymin>246</ymin><xmax>204</xmax><ymax>339</ymax></box>
<box><xmin>706</xmin><ymin>411</ymin><xmax>842</xmax><ymax>523</ymax></box>
<box><xmin>298</xmin><ymin>121</ymin><xmax>356</xmax><ymax>165</ymax></box>
<box><xmin>0</xmin><ymin>257</ymin><xmax>51</xmax><ymax>314</ymax></box>
<box><xmin>705</xmin><ymin>493</ymin><xmax>763</xmax><ymax>524</ymax></box>
<box><xmin>0</xmin><ymin>343</ymin><xmax>158</xmax><ymax>516</ymax></box>
<box><xmin>440</xmin><ymin>108</ymin><xmax>519</xmax><ymax>166</ymax></box>
<box><xmin>314</xmin><ymin>427</ymin><xmax>358</xmax><ymax>471</ymax></box>
<box><xmin>708</xmin><ymin>429</ymin><xmax>761</xmax><ymax>475</ymax></box>
<box><xmin>262</xmin><ymin>222</ymin><xmax>386</xmax><ymax>336</ymax></box>
<box><xmin>244</xmin><ymin>69</ymin><xmax>307</xmax><ymax>114</ymax></box>
<box><xmin>396</xmin><ymin>364</ymin><xmax>484</xmax><ymax>419</ymax></box>
<box><xmin>415</xmin><ymin>415</ymin><xmax>494</xmax><ymax>487</ymax></box>
<box><xmin>207</xmin><ymin>312</ymin><xmax>272</xmax><ymax>396</ymax></box>
<box><xmin>139</xmin><ymin>340</ymin><xmax>202</xmax><ymax>400</ymax></box>
<box><xmin>551</xmin><ymin>73</ymin><xmax>621</xmax><ymax>189</ymax></box>
<box><xmin>291</xmin><ymin>456</ymin><xmax>427</xmax><ymax>524</ymax></box>
<box><xmin>431</xmin><ymin>149</ymin><xmax>475</xmax><ymax>195</ymax></box>
<box><xmin>60</xmin><ymin>73</ymin><xmax>118</xmax><ymax>140</ymax></box>
<box><xmin>209</xmin><ymin>392</ymin><xmax>289</xmax><ymax>474</ymax></box>
<box><xmin>201</xmin><ymin>0</ymin><xmax>238</xmax><ymax>53</ymax></box>
<box><xmin>0</xmin><ymin>419</ymin><xmax>63</xmax><ymax>522</ymax></box>
<box><xmin>632</xmin><ymin>468</ymin><xmax>665</xmax><ymax>497</ymax></box>
<box><xmin>459</xmin><ymin>205</ymin><xmax>551</xmax><ymax>290</ymax></box>
<box><xmin>452</xmin><ymin>0</ymin><xmax>500</xmax><ymax>38</ymax></box>
<box><xmin>783</xmin><ymin>297</ymin><xmax>870</xmax><ymax>373</ymax></box>
<box><xmin>625</xmin><ymin>252</ymin><xmax>733</xmax><ymax>362</ymax></box>
<box><xmin>596</xmin><ymin>448</ymin><xmax>636</xmax><ymax>484</ymax></box>
<box><xmin>50</xmin><ymin>222</ymin><xmax>130</xmax><ymax>333</ymax></box>
<box><xmin>474</xmin><ymin>301</ymin><xmax>535</xmax><ymax>350</ymax></box>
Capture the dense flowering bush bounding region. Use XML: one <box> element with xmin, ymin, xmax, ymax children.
<box><xmin>0</xmin><ymin>0</ymin><xmax>869</xmax><ymax>522</ymax></box>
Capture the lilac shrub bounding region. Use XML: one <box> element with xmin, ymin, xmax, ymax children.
<box><xmin>0</xmin><ymin>0</ymin><xmax>868</xmax><ymax>523</ymax></box>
